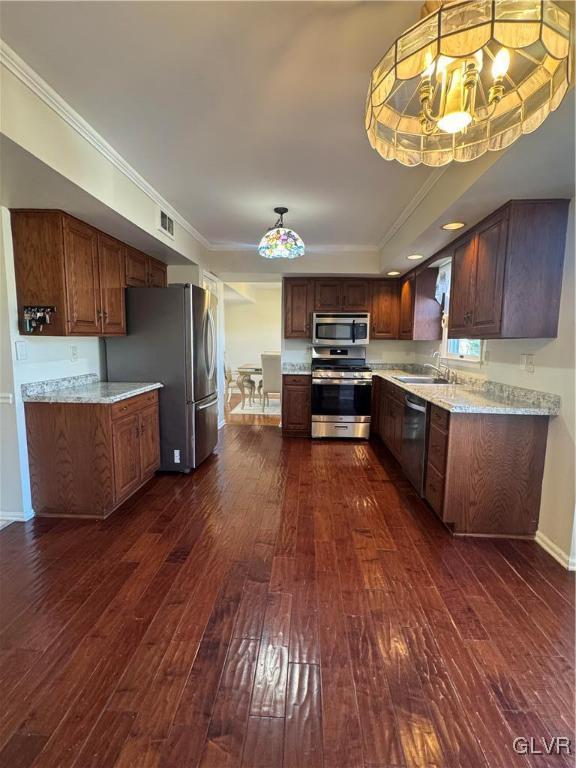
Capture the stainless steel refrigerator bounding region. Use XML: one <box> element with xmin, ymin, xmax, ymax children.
<box><xmin>105</xmin><ymin>284</ymin><xmax>218</xmax><ymax>472</ymax></box>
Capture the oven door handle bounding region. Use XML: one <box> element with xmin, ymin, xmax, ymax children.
<box><xmin>352</xmin><ymin>319</ymin><xmax>356</xmax><ymax>343</ymax></box>
<box><xmin>312</xmin><ymin>378</ymin><xmax>372</xmax><ymax>386</ymax></box>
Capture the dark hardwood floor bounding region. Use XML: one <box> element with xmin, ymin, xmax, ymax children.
<box><xmin>0</xmin><ymin>425</ymin><xmax>574</xmax><ymax>768</ymax></box>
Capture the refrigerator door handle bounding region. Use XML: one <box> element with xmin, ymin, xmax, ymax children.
<box><xmin>206</xmin><ymin>307</ymin><xmax>216</xmax><ymax>383</ymax></box>
<box><xmin>196</xmin><ymin>394</ymin><xmax>218</xmax><ymax>411</ymax></box>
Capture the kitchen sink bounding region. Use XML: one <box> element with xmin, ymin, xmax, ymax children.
<box><xmin>393</xmin><ymin>375</ymin><xmax>451</xmax><ymax>384</ymax></box>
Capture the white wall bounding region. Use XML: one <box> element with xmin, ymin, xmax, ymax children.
<box><xmin>224</xmin><ymin>286</ymin><xmax>282</xmax><ymax>372</ymax></box>
<box><xmin>415</xmin><ymin>199</ymin><xmax>576</xmax><ymax>568</ymax></box>
<box><xmin>0</xmin><ymin>207</ymin><xmax>104</xmax><ymax>520</ymax></box>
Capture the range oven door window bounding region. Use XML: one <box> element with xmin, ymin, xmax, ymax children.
<box><xmin>311</xmin><ymin>381</ymin><xmax>372</xmax><ymax>417</ymax></box>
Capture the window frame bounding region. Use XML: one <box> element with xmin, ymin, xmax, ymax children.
<box><xmin>439</xmin><ymin>313</ymin><xmax>484</xmax><ymax>364</ymax></box>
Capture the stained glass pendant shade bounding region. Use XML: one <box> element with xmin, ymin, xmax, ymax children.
<box><xmin>365</xmin><ymin>0</ymin><xmax>572</xmax><ymax>167</ymax></box>
<box><xmin>258</xmin><ymin>207</ymin><xmax>305</xmax><ymax>260</ymax></box>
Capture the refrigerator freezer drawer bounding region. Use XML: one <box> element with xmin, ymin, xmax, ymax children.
<box><xmin>192</xmin><ymin>394</ymin><xmax>218</xmax><ymax>468</ymax></box>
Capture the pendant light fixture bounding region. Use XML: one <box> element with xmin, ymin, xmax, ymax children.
<box><xmin>365</xmin><ymin>0</ymin><xmax>572</xmax><ymax>166</ymax></box>
<box><xmin>258</xmin><ymin>207</ymin><xmax>305</xmax><ymax>260</ymax></box>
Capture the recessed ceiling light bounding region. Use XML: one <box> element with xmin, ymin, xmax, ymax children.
<box><xmin>407</xmin><ymin>254</ymin><xmax>423</xmax><ymax>260</ymax></box>
<box><xmin>442</xmin><ymin>221</ymin><xmax>466</xmax><ymax>231</ymax></box>
<box><xmin>387</xmin><ymin>270</ymin><xmax>401</xmax><ymax>276</ymax></box>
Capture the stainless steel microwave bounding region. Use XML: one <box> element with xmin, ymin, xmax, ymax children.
<box><xmin>312</xmin><ymin>312</ymin><xmax>370</xmax><ymax>346</ymax></box>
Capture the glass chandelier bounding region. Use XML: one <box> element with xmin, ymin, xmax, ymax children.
<box><xmin>365</xmin><ymin>0</ymin><xmax>572</xmax><ymax>166</ymax></box>
<box><xmin>258</xmin><ymin>207</ymin><xmax>305</xmax><ymax>259</ymax></box>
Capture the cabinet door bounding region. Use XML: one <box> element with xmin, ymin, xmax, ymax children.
<box><xmin>125</xmin><ymin>248</ymin><xmax>148</xmax><ymax>287</ymax></box>
<box><xmin>448</xmin><ymin>234</ymin><xmax>476</xmax><ymax>335</ymax></box>
<box><xmin>284</xmin><ymin>278</ymin><xmax>313</xmax><ymax>338</ymax></box>
<box><xmin>139</xmin><ymin>405</ymin><xmax>160</xmax><ymax>477</ymax></box>
<box><xmin>371</xmin><ymin>377</ymin><xmax>381</xmax><ymax>435</ymax></box>
<box><xmin>342</xmin><ymin>279</ymin><xmax>370</xmax><ymax>311</ymax></box>
<box><xmin>470</xmin><ymin>213</ymin><xmax>508</xmax><ymax>336</ymax></box>
<box><xmin>148</xmin><ymin>257</ymin><xmax>167</xmax><ymax>287</ymax></box>
<box><xmin>63</xmin><ymin>217</ymin><xmax>102</xmax><ymax>335</ymax></box>
<box><xmin>371</xmin><ymin>280</ymin><xmax>399</xmax><ymax>339</ymax></box>
<box><xmin>98</xmin><ymin>234</ymin><xmax>126</xmax><ymax>335</ymax></box>
<box><xmin>391</xmin><ymin>398</ymin><xmax>404</xmax><ymax>459</ymax></box>
<box><xmin>282</xmin><ymin>382</ymin><xmax>311</xmax><ymax>433</ymax></box>
<box><xmin>314</xmin><ymin>280</ymin><xmax>342</xmax><ymax>311</ymax></box>
<box><xmin>112</xmin><ymin>414</ymin><xmax>141</xmax><ymax>502</ymax></box>
<box><xmin>383</xmin><ymin>397</ymin><xmax>395</xmax><ymax>451</ymax></box>
<box><xmin>399</xmin><ymin>276</ymin><xmax>415</xmax><ymax>339</ymax></box>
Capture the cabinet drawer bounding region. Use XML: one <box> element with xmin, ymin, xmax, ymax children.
<box><xmin>283</xmin><ymin>375</ymin><xmax>310</xmax><ymax>387</ymax></box>
<box><xmin>425</xmin><ymin>461</ymin><xmax>445</xmax><ymax>517</ymax></box>
<box><xmin>428</xmin><ymin>423</ymin><xmax>448</xmax><ymax>475</ymax></box>
<box><xmin>430</xmin><ymin>405</ymin><xmax>449</xmax><ymax>432</ymax></box>
<box><xmin>111</xmin><ymin>390</ymin><xmax>158</xmax><ymax>421</ymax></box>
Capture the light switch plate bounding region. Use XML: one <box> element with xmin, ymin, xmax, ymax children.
<box><xmin>15</xmin><ymin>340</ymin><xmax>27</xmax><ymax>361</ymax></box>
<box><xmin>70</xmin><ymin>345</ymin><xmax>78</xmax><ymax>362</ymax></box>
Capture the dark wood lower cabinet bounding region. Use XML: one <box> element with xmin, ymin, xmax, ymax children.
<box><xmin>373</xmin><ymin>379</ymin><xmax>550</xmax><ymax>537</ymax></box>
<box><xmin>25</xmin><ymin>390</ymin><xmax>161</xmax><ymax>518</ymax></box>
<box><xmin>281</xmin><ymin>375</ymin><xmax>311</xmax><ymax>436</ymax></box>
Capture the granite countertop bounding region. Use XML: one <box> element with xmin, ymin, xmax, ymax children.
<box><xmin>373</xmin><ymin>370</ymin><xmax>560</xmax><ymax>416</ymax></box>
<box><xmin>22</xmin><ymin>374</ymin><xmax>163</xmax><ymax>404</ymax></box>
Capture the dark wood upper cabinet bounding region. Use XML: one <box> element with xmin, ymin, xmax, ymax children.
<box><xmin>341</xmin><ymin>279</ymin><xmax>370</xmax><ymax>311</ymax></box>
<box><xmin>148</xmin><ymin>257</ymin><xmax>168</xmax><ymax>288</ymax></box>
<box><xmin>399</xmin><ymin>275</ymin><xmax>415</xmax><ymax>339</ymax></box>
<box><xmin>448</xmin><ymin>233</ymin><xmax>476</xmax><ymax>334</ymax></box>
<box><xmin>98</xmin><ymin>234</ymin><xmax>126</xmax><ymax>336</ymax></box>
<box><xmin>63</xmin><ymin>217</ymin><xmax>102</xmax><ymax>336</ymax></box>
<box><xmin>448</xmin><ymin>200</ymin><xmax>569</xmax><ymax>339</ymax></box>
<box><xmin>125</xmin><ymin>248</ymin><xmax>149</xmax><ymax>287</ymax></box>
<box><xmin>283</xmin><ymin>277</ymin><xmax>313</xmax><ymax>338</ymax></box>
<box><xmin>370</xmin><ymin>280</ymin><xmax>399</xmax><ymax>339</ymax></box>
<box><xmin>399</xmin><ymin>269</ymin><xmax>442</xmax><ymax>341</ymax></box>
<box><xmin>11</xmin><ymin>210</ymin><xmax>171</xmax><ymax>337</ymax></box>
<box><xmin>315</xmin><ymin>279</ymin><xmax>342</xmax><ymax>311</ymax></box>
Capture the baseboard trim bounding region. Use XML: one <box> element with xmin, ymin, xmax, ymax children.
<box><xmin>535</xmin><ymin>530</ymin><xmax>576</xmax><ymax>571</ymax></box>
<box><xmin>0</xmin><ymin>509</ymin><xmax>34</xmax><ymax>523</ymax></box>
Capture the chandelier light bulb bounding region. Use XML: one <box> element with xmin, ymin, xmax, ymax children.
<box><xmin>492</xmin><ymin>48</ymin><xmax>511</xmax><ymax>80</ymax></box>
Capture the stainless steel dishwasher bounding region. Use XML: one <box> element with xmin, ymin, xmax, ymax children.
<box><xmin>401</xmin><ymin>393</ymin><xmax>428</xmax><ymax>494</ymax></box>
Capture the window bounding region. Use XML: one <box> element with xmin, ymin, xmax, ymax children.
<box><xmin>444</xmin><ymin>336</ymin><xmax>483</xmax><ymax>362</ymax></box>
<box><xmin>436</xmin><ymin>260</ymin><xmax>483</xmax><ymax>363</ymax></box>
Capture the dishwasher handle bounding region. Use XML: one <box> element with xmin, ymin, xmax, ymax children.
<box><xmin>405</xmin><ymin>395</ymin><xmax>427</xmax><ymax>413</ymax></box>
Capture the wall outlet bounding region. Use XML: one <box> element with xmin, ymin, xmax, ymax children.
<box><xmin>521</xmin><ymin>353</ymin><xmax>535</xmax><ymax>373</ymax></box>
<box><xmin>15</xmin><ymin>340</ymin><xmax>27</xmax><ymax>361</ymax></box>
<box><xmin>173</xmin><ymin>449</ymin><xmax>181</xmax><ymax>464</ymax></box>
<box><xmin>70</xmin><ymin>345</ymin><xmax>78</xmax><ymax>362</ymax></box>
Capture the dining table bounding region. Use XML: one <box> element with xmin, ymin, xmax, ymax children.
<box><xmin>236</xmin><ymin>364</ymin><xmax>263</xmax><ymax>408</ymax></box>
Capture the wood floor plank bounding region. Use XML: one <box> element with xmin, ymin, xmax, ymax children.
<box><xmin>0</xmin><ymin>425</ymin><xmax>572</xmax><ymax>768</ymax></box>
<box><xmin>284</xmin><ymin>663</ymin><xmax>323</xmax><ymax>768</ymax></box>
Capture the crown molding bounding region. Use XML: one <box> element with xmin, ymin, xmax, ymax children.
<box><xmin>208</xmin><ymin>242</ymin><xmax>380</xmax><ymax>254</ymax></box>
<box><xmin>0</xmin><ymin>39</ymin><xmax>211</xmax><ymax>249</ymax></box>
<box><xmin>378</xmin><ymin>166</ymin><xmax>447</xmax><ymax>250</ymax></box>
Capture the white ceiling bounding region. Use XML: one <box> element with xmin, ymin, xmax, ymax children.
<box><xmin>0</xmin><ymin>0</ymin><xmax>433</xmax><ymax>249</ymax></box>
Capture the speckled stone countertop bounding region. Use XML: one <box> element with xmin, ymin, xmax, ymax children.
<box><xmin>373</xmin><ymin>370</ymin><xmax>560</xmax><ymax>416</ymax></box>
<box><xmin>22</xmin><ymin>374</ymin><xmax>163</xmax><ymax>404</ymax></box>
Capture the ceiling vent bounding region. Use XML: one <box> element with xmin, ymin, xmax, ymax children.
<box><xmin>159</xmin><ymin>210</ymin><xmax>174</xmax><ymax>239</ymax></box>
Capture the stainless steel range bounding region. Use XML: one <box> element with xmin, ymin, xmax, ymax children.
<box><xmin>311</xmin><ymin>347</ymin><xmax>372</xmax><ymax>439</ymax></box>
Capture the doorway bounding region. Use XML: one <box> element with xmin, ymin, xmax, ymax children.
<box><xmin>223</xmin><ymin>282</ymin><xmax>282</xmax><ymax>426</ymax></box>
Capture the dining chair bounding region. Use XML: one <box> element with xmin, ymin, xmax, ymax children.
<box><xmin>260</xmin><ymin>353</ymin><xmax>281</xmax><ymax>411</ymax></box>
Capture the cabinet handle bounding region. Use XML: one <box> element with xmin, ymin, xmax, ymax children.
<box><xmin>96</xmin><ymin>309</ymin><xmax>102</xmax><ymax>320</ymax></box>
<box><xmin>135</xmin><ymin>425</ymin><xmax>140</xmax><ymax>438</ymax></box>
<box><xmin>119</xmin><ymin>405</ymin><xmax>128</xmax><ymax>412</ymax></box>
